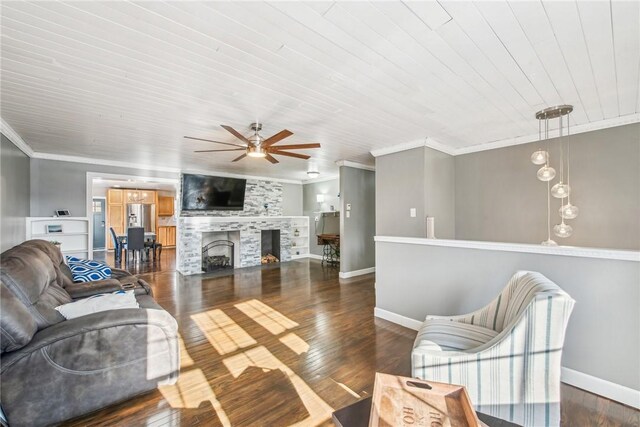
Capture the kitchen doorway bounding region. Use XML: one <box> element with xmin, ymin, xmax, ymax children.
<box><xmin>92</xmin><ymin>197</ymin><xmax>106</xmax><ymax>250</ymax></box>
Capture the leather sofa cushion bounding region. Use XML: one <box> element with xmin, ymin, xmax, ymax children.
<box><xmin>19</xmin><ymin>239</ymin><xmax>73</xmax><ymax>288</ymax></box>
<box><xmin>0</xmin><ymin>283</ymin><xmax>37</xmax><ymax>353</ymax></box>
<box><xmin>0</xmin><ymin>245</ymin><xmax>71</xmax><ymax>330</ymax></box>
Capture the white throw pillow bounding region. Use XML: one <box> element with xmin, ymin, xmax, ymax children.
<box><xmin>55</xmin><ymin>290</ymin><xmax>139</xmax><ymax>320</ymax></box>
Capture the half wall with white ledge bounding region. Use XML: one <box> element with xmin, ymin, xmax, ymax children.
<box><xmin>374</xmin><ymin>235</ymin><xmax>640</xmax><ymax>408</ymax></box>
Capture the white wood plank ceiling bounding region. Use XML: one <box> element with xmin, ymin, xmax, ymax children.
<box><xmin>1</xmin><ymin>1</ymin><xmax>638</xmax><ymax>180</ymax></box>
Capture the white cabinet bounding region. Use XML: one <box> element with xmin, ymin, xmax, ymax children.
<box><xmin>26</xmin><ymin>217</ymin><xmax>91</xmax><ymax>259</ymax></box>
<box><xmin>290</xmin><ymin>216</ymin><xmax>310</xmax><ymax>259</ymax></box>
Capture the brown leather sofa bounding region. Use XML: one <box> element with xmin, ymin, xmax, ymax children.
<box><xmin>0</xmin><ymin>240</ymin><xmax>179</xmax><ymax>427</ymax></box>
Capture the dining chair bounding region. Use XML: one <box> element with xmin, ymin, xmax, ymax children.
<box><xmin>125</xmin><ymin>227</ymin><xmax>145</xmax><ymax>263</ymax></box>
<box><xmin>109</xmin><ymin>227</ymin><xmax>122</xmax><ymax>264</ymax></box>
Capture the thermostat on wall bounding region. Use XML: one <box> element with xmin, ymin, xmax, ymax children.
<box><xmin>55</xmin><ymin>209</ymin><xmax>71</xmax><ymax>217</ymax></box>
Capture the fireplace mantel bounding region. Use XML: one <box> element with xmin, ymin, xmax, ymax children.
<box><xmin>177</xmin><ymin>216</ymin><xmax>309</xmax><ymax>275</ymax></box>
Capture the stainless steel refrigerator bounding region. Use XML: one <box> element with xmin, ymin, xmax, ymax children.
<box><xmin>126</xmin><ymin>203</ymin><xmax>156</xmax><ymax>233</ymax></box>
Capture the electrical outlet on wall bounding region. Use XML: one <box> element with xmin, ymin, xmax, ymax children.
<box><xmin>410</xmin><ymin>208</ymin><xmax>416</xmax><ymax>218</ymax></box>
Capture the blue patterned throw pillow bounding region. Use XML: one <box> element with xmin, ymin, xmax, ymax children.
<box><xmin>65</xmin><ymin>256</ymin><xmax>112</xmax><ymax>283</ymax></box>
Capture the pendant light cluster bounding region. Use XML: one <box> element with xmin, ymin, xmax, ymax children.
<box><xmin>532</xmin><ymin>105</ymin><xmax>579</xmax><ymax>246</ymax></box>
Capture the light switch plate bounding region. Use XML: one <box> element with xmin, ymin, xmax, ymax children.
<box><xmin>410</xmin><ymin>208</ymin><xmax>416</xmax><ymax>217</ymax></box>
<box><xmin>346</xmin><ymin>203</ymin><xmax>352</xmax><ymax>211</ymax></box>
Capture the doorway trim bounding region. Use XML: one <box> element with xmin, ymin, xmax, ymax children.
<box><xmin>85</xmin><ymin>171</ymin><xmax>180</xmax><ymax>254</ymax></box>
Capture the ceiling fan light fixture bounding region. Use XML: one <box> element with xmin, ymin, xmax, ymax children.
<box><xmin>247</xmin><ymin>146</ymin><xmax>267</xmax><ymax>158</ymax></box>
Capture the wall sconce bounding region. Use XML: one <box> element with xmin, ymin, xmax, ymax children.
<box><xmin>316</xmin><ymin>194</ymin><xmax>325</xmax><ymax>203</ymax></box>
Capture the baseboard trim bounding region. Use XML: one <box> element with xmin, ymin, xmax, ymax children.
<box><xmin>374</xmin><ymin>307</ymin><xmax>422</xmax><ymax>330</ymax></box>
<box><xmin>374</xmin><ymin>307</ymin><xmax>640</xmax><ymax>408</ymax></box>
<box><xmin>307</xmin><ymin>254</ymin><xmax>323</xmax><ymax>260</ymax></box>
<box><xmin>339</xmin><ymin>267</ymin><xmax>375</xmax><ymax>279</ymax></box>
<box><xmin>561</xmin><ymin>367</ymin><xmax>640</xmax><ymax>409</ymax></box>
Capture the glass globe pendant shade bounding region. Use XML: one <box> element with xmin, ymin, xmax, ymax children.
<box><xmin>541</xmin><ymin>239</ymin><xmax>558</xmax><ymax>246</ymax></box>
<box><xmin>537</xmin><ymin>165</ymin><xmax>556</xmax><ymax>181</ymax></box>
<box><xmin>560</xmin><ymin>203</ymin><xmax>579</xmax><ymax>219</ymax></box>
<box><xmin>553</xmin><ymin>221</ymin><xmax>573</xmax><ymax>238</ymax></box>
<box><xmin>551</xmin><ymin>182</ymin><xmax>570</xmax><ymax>199</ymax></box>
<box><xmin>531</xmin><ymin>150</ymin><xmax>548</xmax><ymax>165</ymax></box>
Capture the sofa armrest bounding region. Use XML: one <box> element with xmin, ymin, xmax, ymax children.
<box><xmin>65</xmin><ymin>279</ymin><xmax>123</xmax><ymax>299</ymax></box>
<box><xmin>0</xmin><ymin>307</ymin><xmax>179</xmax><ymax>427</ymax></box>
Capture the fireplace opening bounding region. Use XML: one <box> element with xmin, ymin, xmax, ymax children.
<box><xmin>202</xmin><ymin>240</ymin><xmax>234</xmax><ymax>273</ymax></box>
<box><xmin>261</xmin><ymin>229</ymin><xmax>280</xmax><ymax>264</ymax></box>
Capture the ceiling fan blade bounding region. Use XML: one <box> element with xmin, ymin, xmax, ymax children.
<box><xmin>268</xmin><ymin>143</ymin><xmax>321</xmax><ymax>150</ymax></box>
<box><xmin>265</xmin><ymin>153</ymin><xmax>279</xmax><ymax>164</ymax></box>
<box><xmin>231</xmin><ymin>153</ymin><xmax>247</xmax><ymax>162</ymax></box>
<box><xmin>221</xmin><ymin>125</ymin><xmax>252</xmax><ymax>145</ymax></box>
<box><xmin>184</xmin><ymin>136</ymin><xmax>247</xmax><ymax>148</ymax></box>
<box><xmin>262</xmin><ymin>129</ymin><xmax>293</xmax><ymax>147</ymax></box>
<box><xmin>270</xmin><ymin>151</ymin><xmax>311</xmax><ymax>160</ymax></box>
<box><xmin>194</xmin><ymin>148</ymin><xmax>246</xmax><ymax>153</ymax></box>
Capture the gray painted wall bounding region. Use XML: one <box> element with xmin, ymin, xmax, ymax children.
<box><xmin>340</xmin><ymin>166</ymin><xmax>375</xmax><ymax>273</ymax></box>
<box><xmin>456</xmin><ymin>123</ymin><xmax>640</xmax><ymax>250</ymax></box>
<box><xmin>1</xmin><ymin>135</ymin><xmax>30</xmax><ymax>252</ymax></box>
<box><xmin>30</xmin><ymin>159</ymin><xmax>177</xmax><ymax>217</ymax></box>
<box><xmin>424</xmin><ymin>147</ymin><xmax>456</xmax><ymax>239</ymax></box>
<box><xmin>376</xmin><ymin>147</ymin><xmax>426</xmax><ymax>237</ymax></box>
<box><xmin>302</xmin><ymin>179</ymin><xmax>340</xmax><ymax>256</ymax></box>
<box><xmin>30</xmin><ymin>159</ymin><xmax>303</xmax><ymax>219</ymax></box>
<box><xmin>376</xmin><ymin>146</ymin><xmax>455</xmax><ymax>238</ymax></box>
<box><xmin>282</xmin><ymin>183</ymin><xmax>303</xmax><ymax>216</ymax></box>
<box><xmin>375</xmin><ymin>240</ymin><xmax>639</xmax><ymax>391</ymax></box>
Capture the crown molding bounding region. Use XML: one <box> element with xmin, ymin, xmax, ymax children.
<box><xmin>455</xmin><ymin>113</ymin><xmax>640</xmax><ymax>155</ymax></box>
<box><xmin>1</xmin><ymin>118</ymin><xmax>34</xmax><ymax>157</ymax></box>
<box><xmin>370</xmin><ymin>137</ymin><xmax>457</xmax><ymax>158</ymax></box>
<box><xmin>302</xmin><ymin>174</ymin><xmax>340</xmax><ymax>184</ymax></box>
<box><xmin>371</xmin><ymin>114</ymin><xmax>640</xmax><ymax>158</ymax></box>
<box><xmin>335</xmin><ymin>160</ymin><xmax>375</xmax><ymax>171</ymax></box>
<box><xmin>370</xmin><ymin>138</ymin><xmax>428</xmax><ymax>158</ymax></box>
<box><xmin>31</xmin><ymin>151</ymin><xmax>303</xmax><ymax>184</ymax></box>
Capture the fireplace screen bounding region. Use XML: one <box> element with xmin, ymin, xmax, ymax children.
<box><xmin>202</xmin><ymin>240</ymin><xmax>234</xmax><ymax>272</ymax></box>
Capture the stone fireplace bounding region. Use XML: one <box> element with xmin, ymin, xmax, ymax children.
<box><xmin>178</xmin><ymin>216</ymin><xmax>302</xmax><ymax>275</ymax></box>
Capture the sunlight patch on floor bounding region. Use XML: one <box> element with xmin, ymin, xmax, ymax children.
<box><xmin>279</xmin><ymin>332</ymin><xmax>310</xmax><ymax>355</ymax></box>
<box><xmin>158</xmin><ymin>369</ymin><xmax>231</xmax><ymax>427</ymax></box>
<box><xmin>222</xmin><ymin>346</ymin><xmax>333</xmax><ymax>426</ymax></box>
<box><xmin>330</xmin><ymin>379</ymin><xmax>360</xmax><ymax>398</ymax></box>
<box><xmin>191</xmin><ymin>309</ymin><xmax>257</xmax><ymax>355</ymax></box>
<box><xmin>235</xmin><ymin>299</ymin><xmax>298</xmax><ymax>335</ymax></box>
<box><xmin>178</xmin><ymin>334</ymin><xmax>194</xmax><ymax>368</ymax></box>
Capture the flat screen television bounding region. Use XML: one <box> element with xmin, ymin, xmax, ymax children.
<box><xmin>181</xmin><ymin>174</ymin><xmax>247</xmax><ymax>211</ymax></box>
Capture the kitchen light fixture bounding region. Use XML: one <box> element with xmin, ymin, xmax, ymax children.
<box><xmin>533</xmin><ymin>105</ymin><xmax>579</xmax><ymax>244</ymax></box>
<box><xmin>307</xmin><ymin>163</ymin><xmax>320</xmax><ymax>178</ymax></box>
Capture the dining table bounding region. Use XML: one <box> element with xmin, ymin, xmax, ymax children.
<box><xmin>115</xmin><ymin>232</ymin><xmax>158</xmax><ymax>263</ymax></box>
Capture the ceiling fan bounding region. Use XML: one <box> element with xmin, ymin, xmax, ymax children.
<box><xmin>184</xmin><ymin>123</ymin><xmax>320</xmax><ymax>164</ymax></box>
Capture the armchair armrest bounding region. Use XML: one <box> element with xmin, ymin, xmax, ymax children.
<box><xmin>65</xmin><ymin>279</ymin><xmax>123</xmax><ymax>299</ymax></box>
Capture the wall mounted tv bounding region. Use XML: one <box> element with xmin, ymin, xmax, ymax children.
<box><xmin>181</xmin><ymin>174</ymin><xmax>247</xmax><ymax>211</ymax></box>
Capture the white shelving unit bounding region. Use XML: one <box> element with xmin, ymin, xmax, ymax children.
<box><xmin>290</xmin><ymin>216</ymin><xmax>310</xmax><ymax>260</ymax></box>
<box><xmin>26</xmin><ymin>217</ymin><xmax>91</xmax><ymax>259</ymax></box>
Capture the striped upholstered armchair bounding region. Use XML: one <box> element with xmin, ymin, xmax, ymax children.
<box><xmin>412</xmin><ymin>271</ymin><xmax>575</xmax><ymax>427</ymax></box>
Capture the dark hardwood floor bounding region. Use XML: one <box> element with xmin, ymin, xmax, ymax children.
<box><xmin>69</xmin><ymin>250</ymin><xmax>638</xmax><ymax>427</ymax></box>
